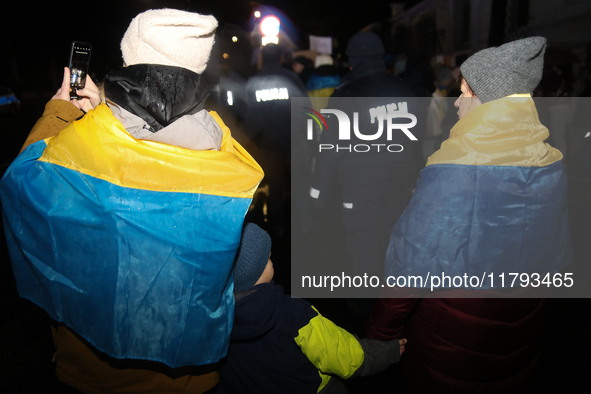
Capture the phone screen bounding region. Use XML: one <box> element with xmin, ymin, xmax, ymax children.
<box><xmin>69</xmin><ymin>41</ymin><xmax>92</xmax><ymax>99</ymax></box>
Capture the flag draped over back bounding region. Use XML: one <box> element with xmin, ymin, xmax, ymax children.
<box><xmin>0</xmin><ymin>104</ymin><xmax>263</xmax><ymax>367</ymax></box>
<box><xmin>384</xmin><ymin>96</ymin><xmax>571</xmax><ymax>288</ymax></box>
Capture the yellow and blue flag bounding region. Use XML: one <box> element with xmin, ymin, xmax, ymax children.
<box><xmin>384</xmin><ymin>96</ymin><xmax>571</xmax><ymax>288</ymax></box>
<box><xmin>0</xmin><ymin>104</ymin><xmax>263</xmax><ymax>367</ymax></box>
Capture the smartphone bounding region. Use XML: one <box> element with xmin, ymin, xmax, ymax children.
<box><xmin>68</xmin><ymin>41</ymin><xmax>92</xmax><ymax>100</ymax></box>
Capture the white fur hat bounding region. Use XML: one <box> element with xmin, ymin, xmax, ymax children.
<box><xmin>315</xmin><ymin>54</ymin><xmax>334</xmax><ymax>68</ymax></box>
<box><xmin>120</xmin><ymin>8</ymin><xmax>218</xmax><ymax>75</ymax></box>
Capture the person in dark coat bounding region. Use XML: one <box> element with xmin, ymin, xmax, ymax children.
<box><xmin>366</xmin><ymin>36</ymin><xmax>571</xmax><ymax>393</ymax></box>
<box><xmin>216</xmin><ymin>223</ymin><xmax>406</xmax><ymax>394</ymax></box>
<box><xmin>309</xmin><ymin>32</ymin><xmax>421</xmax><ymax>283</ymax></box>
<box><xmin>243</xmin><ymin>44</ymin><xmax>311</xmax><ymax>238</ymax></box>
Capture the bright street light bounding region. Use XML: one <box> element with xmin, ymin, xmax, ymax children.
<box><xmin>260</xmin><ymin>16</ymin><xmax>280</xmax><ymax>37</ymax></box>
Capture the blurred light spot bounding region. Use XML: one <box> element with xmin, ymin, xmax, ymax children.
<box><xmin>260</xmin><ymin>16</ymin><xmax>280</xmax><ymax>37</ymax></box>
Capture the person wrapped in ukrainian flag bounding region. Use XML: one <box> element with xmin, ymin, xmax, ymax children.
<box><xmin>383</xmin><ymin>36</ymin><xmax>571</xmax><ymax>289</ymax></box>
<box><xmin>366</xmin><ymin>37</ymin><xmax>572</xmax><ymax>392</ymax></box>
<box><xmin>0</xmin><ymin>9</ymin><xmax>263</xmax><ymax>394</ymax></box>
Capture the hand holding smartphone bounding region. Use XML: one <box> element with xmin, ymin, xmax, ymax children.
<box><xmin>69</xmin><ymin>41</ymin><xmax>92</xmax><ymax>100</ymax></box>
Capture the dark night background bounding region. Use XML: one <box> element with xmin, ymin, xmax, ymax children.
<box><xmin>1</xmin><ymin>0</ymin><xmax>404</xmax><ymax>94</ymax></box>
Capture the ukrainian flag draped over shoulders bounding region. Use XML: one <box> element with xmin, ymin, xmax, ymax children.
<box><xmin>384</xmin><ymin>96</ymin><xmax>571</xmax><ymax>287</ymax></box>
<box><xmin>0</xmin><ymin>104</ymin><xmax>263</xmax><ymax>367</ymax></box>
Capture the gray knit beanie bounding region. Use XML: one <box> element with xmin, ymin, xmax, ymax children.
<box><xmin>460</xmin><ymin>36</ymin><xmax>546</xmax><ymax>103</ymax></box>
<box><xmin>346</xmin><ymin>32</ymin><xmax>385</xmax><ymax>58</ymax></box>
<box><xmin>346</xmin><ymin>32</ymin><xmax>385</xmax><ymax>69</ymax></box>
<box><xmin>233</xmin><ymin>223</ymin><xmax>272</xmax><ymax>293</ymax></box>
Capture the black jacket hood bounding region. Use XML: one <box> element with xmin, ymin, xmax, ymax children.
<box><xmin>104</xmin><ymin>64</ymin><xmax>210</xmax><ymax>132</ymax></box>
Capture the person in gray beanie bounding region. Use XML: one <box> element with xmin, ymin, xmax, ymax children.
<box><xmin>367</xmin><ymin>36</ymin><xmax>570</xmax><ymax>393</ymax></box>
<box><xmin>218</xmin><ymin>223</ymin><xmax>407</xmax><ymax>394</ymax></box>
<box><xmin>460</xmin><ymin>36</ymin><xmax>546</xmax><ymax>103</ymax></box>
<box><xmin>453</xmin><ymin>36</ymin><xmax>547</xmax><ymax>119</ymax></box>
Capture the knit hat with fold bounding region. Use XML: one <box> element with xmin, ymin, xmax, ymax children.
<box><xmin>346</xmin><ymin>32</ymin><xmax>385</xmax><ymax>58</ymax></box>
<box><xmin>346</xmin><ymin>32</ymin><xmax>385</xmax><ymax>69</ymax></box>
<box><xmin>120</xmin><ymin>8</ymin><xmax>218</xmax><ymax>75</ymax></box>
<box><xmin>460</xmin><ymin>36</ymin><xmax>546</xmax><ymax>103</ymax></box>
<box><xmin>233</xmin><ymin>223</ymin><xmax>272</xmax><ymax>293</ymax></box>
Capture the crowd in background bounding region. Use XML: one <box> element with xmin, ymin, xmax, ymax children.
<box><xmin>205</xmin><ymin>31</ymin><xmax>591</xmax><ymax>245</ymax></box>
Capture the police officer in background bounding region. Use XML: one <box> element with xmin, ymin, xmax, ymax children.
<box><xmin>309</xmin><ymin>32</ymin><xmax>421</xmax><ymax>294</ymax></box>
<box><xmin>243</xmin><ymin>43</ymin><xmax>311</xmax><ymax>239</ymax></box>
